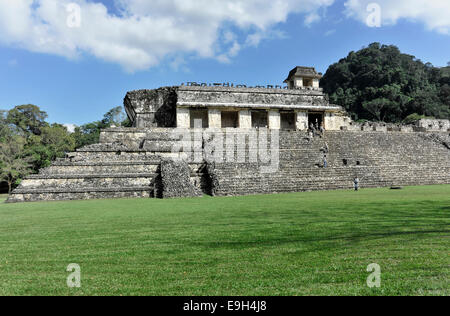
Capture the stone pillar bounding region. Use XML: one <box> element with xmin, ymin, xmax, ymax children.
<box><xmin>324</xmin><ymin>112</ymin><xmax>333</xmax><ymax>130</ymax></box>
<box><xmin>313</xmin><ymin>79</ymin><xmax>320</xmax><ymax>89</ymax></box>
<box><xmin>268</xmin><ymin>110</ymin><xmax>280</xmax><ymax>130</ymax></box>
<box><xmin>296</xmin><ymin>111</ymin><xmax>308</xmax><ymax>131</ymax></box>
<box><xmin>239</xmin><ymin>110</ymin><xmax>252</xmax><ymax>129</ymax></box>
<box><xmin>176</xmin><ymin>107</ymin><xmax>190</xmax><ymax>128</ymax></box>
<box><xmin>208</xmin><ymin>109</ymin><xmax>222</xmax><ymax>129</ymax></box>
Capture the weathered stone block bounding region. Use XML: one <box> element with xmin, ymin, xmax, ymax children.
<box><xmin>160</xmin><ymin>159</ymin><xmax>203</xmax><ymax>199</ymax></box>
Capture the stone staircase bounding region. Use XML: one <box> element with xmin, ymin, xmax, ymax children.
<box><xmin>6</xmin><ymin>128</ymin><xmax>450</xmax><ymax>202</ymax></box>
<box><xmin>6</xmin><ymin>129</ymin><xmax>203</xmax><ymax>203</ymax></box>
<box><xmin>7</xmin><ymin>159</ymin><xmax>161</xmax><ymax>202</ymax></box>
<box><xmin>209</xmin><ymin>131</ymin><xmax>450</xmax><ymax>196</ymax></box>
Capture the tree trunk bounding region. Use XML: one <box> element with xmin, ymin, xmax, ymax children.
<box><xmin>7</xmin><ymin>180</ymin><xmax>12</xmax><ymax>194</ymax></box>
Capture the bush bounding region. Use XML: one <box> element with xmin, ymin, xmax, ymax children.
<box><xmin>403</xmin><ymin>113</ymin><xmax>433</xmax><ymax>124</ymax></box>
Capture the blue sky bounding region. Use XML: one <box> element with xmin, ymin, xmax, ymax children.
<box><xmin>0</xmin><ymin>0</ymin><xmax>449</xmax><ymax>126</ymax></box>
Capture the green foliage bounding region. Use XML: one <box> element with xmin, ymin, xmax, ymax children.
<box><xmin>440</xmin><ymin>84</ymin><xmax>450</xmax><ymax>105</ymax></box>
<box><xmin>1</xmin><ymin>104</ymin><xmax>131</xmax><ymax>192</ymax></box>
<box><xmin>443</xmin><ymin>65</ymin><xmax>450</xmax><ymax>77</ymax></box>
<box><xmin>73</xmin><ymin>106</ymin><xmax>130</xmax><ymax>148</ymax></box>
<box><xmin>0</xmin><ymin>110</ymin><xmax>12</xmax><ymax>142</ymax></box>
<box><xmin>6</xmin><ymin>104</ymin><xmax>48</xmax><ymax>136</ymax></box>
<box><xmin>25</xmin><ymin>124</ymin><xmax>76</xmax><ymax>170</ymax></box>
<box><xmin>121</xmin><ymin>117</ymin><xmax>133</xmax><ymax>128</ymax></box>
<box><xmin>0</xmin><ymin>135</ymin><xmax>33</xmax><ymax>193</ymax></box>
<box><xmin>72</xmin><ymin>121</ymin><xmax>105</xmax><ymax>149</ymax></box>
<box><xmin>321</xmin><ymin>43</ymin><xmax>450</xmax><ymax>122</ymax></box>
<box><xmin>402</xmin><ymin>113</ymin><xmax>430</xmax><ymax>124</ymax></box>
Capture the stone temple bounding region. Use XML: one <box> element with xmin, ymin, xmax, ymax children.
<box><xmin>7</xmin><ymin>66</ymin><xmax>450</xmax><ymax>202</ymax></box>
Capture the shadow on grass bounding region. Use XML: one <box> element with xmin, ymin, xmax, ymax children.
<box><xmin>193</xmin><ymin>228</ymin><xmax>450</xmax><ymax>250</ymax></box>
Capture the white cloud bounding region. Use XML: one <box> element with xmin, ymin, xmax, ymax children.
<box><xmin>304</xmin><ymin>12</ymin><xmax>321</xmax><ymax>27</ymax></box>
<box><xmin>324</xmin><ymin>29</ymin><xmax>336</xmax><ymax>36</ymax></box>
<box><xmin>169</xmin><ymin>55</ymin><xmax>189</xmax><ymax>72</ymax></box>
<box><xmin>344</xmin><ymin>0</ymin><xmax>450</xmax><ymax>35</ymax></box>
<box><xmin>217</xmin><ymin>37</ymin><xmax>241</xmax><ymax>64</ymax></box>
<box><xmin>63</xmin><ymin>123</ymin><xmax>77</xmax><ymax>133</ymax></box>
<box><xmin>0</xmin><ymin>0</ymin><xmax>335</xmax><ymax>72</ymax></box>
<box><xmin>245</xmin><ymin>29</ymin><xmax>287</xmax><ymax>47</ymax></box>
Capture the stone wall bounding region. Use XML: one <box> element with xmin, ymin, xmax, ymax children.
<box><xmin>176</xmin><ymin>86</ymin><xmax>333</xmax><ymax>110</ymax></box>
<box><xmin>415</xmin><ymin>119</ymin><xmax>450</xmax><ymax>132</ymax></box>
<box><xmin>324</xmin><ymin>111</ymin><xmax>352</xmax><ymax>131</ymax></box>
<box><xmin>124</xmin><ymin>87</ymin><xmax>177</xmax><ymax>128</ymax></box>
<box><xmin>345</xmin><ymin>121</ymin><xmax>415</xmax><ymax>133</ymax></box>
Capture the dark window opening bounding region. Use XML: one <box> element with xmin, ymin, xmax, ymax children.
<box><xmin>356</xmin><ymin>161</ymin><xmax>361</xmax><ymax>166</ymax></box>
<box><xmin>251</xmin><ymin>111</ymin><xmax>268</xmax><ymax>128</ymax></box>
<box><xmin>303</xmin><ymin>78</ymin><xmax>313</xmax><ymax>87</ymax></box>
<box><xmin>221</xmin><ymin>111</ymin><xmax>239</xmax><ymax>128</ymax></box>
<box><xmin>343</xmin><ymin>159</ymin><xmax>348</xmax><ymax>166</ymax></box>
<box><xmin>281</xmin><ymin>112</ymin><xmax>296</xmax><ymax>130</ymax></box>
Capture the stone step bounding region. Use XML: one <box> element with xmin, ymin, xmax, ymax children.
<box><xmin>18</xmin><ymin>173</ymin><xmax>157</xmax><ymax>189</ymax></box>
<box><xmin>52</xmin><ymin>160</ymin><xmax>162</xmax><ymax>166</ymax></box>
<box><xmin>6</xmin><ymin>186</ymin><xmax>153</xmax><ymax>203</ymax></box>
<box><xmin>216</xmin><ymin>172</ymin><xmax>450</xmax><ymax>180</ymax></box>
<box><xmin>40</xmin><ymin>161</ymin><xmax>204</xmax><ymax>176</ymax></box>
<box><xmin>42</xmin><ymin>164</ymin><xmax>160</xmax><ymax>175</ymax></box>
<box><xmin>215</xmin><ymin>174</ymin><xmax>450</xmax><ymax>182</ymax></box>
<box><xmin>67</xmin><ymin>151</ymin><xmax>184</xmax><ymax>162</ymax></box>
<box><xmin>214</xmin><ymin>179</ymin><xmax>450</xmax><ymax>196</ymax></box>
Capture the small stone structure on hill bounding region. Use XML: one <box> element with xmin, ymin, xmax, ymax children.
<box><xmin>7</xmin><ymin>66</ymin><xmax>450</xmax><ymax>203</ymax></box>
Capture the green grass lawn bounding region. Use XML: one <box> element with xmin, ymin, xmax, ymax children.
<box><xmin>0</xmin><ymin>185</ymin><xmax>449</xmax><ymax>296</ymax></box>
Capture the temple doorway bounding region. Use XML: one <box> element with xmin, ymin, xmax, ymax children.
<box><xmin>308</xmin><ymin>112</ymin><xmax>324</xmax><ymax>129</ymax></box>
